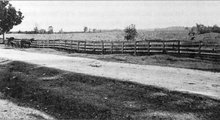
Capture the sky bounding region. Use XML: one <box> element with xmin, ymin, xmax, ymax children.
<box><xmin>9</xmin><ymin>1</ymin><xmax>220</xmax><ymax>32</ymax></box>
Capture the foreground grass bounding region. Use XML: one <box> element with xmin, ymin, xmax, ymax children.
<box><xmin>0</xmin><ymin>61</ymin><xmax>219</xmax><ymax>120</ymax></box>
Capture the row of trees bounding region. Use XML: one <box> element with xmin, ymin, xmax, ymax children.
<box><xmin>83</xmin><ymin>26</ymin><xmax>101</xmax><ymax>33</ymax></box>
<box><xmin>190</xmin><ymin>23</ymin><xmax>220</xmax><ymax>35</ymax></box>
<box><xmin>33</xmin><ymin>25</ymin><xmax>53</xmax><ymax>34</ymax></box>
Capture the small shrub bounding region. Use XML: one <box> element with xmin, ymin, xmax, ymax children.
<box><xmin>124</xmin><ymin>24</ymin><xmax>138</xmax><ymax>41</ymax></box>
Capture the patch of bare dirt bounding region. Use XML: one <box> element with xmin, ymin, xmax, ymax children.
<box><xmin>0</xmin><ymin>97</ymin><xmax>55</xmax><ymax>120</ymax></box>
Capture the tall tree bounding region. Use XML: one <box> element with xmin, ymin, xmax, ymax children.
<box><xmin>0</xmin><ymin>1</ymin><xmax>24</xmax><ymax>43</ymax></box>
<box><xmin>34</xmin><ymin>27</ymin><xmax>39</xmax><ymax>34</ymax></box>
<box><xmin>33</xmin><ymin>23</ymin><xmax>39</xmax><ymax>34</ymax></box>
<box><xmin>84</xmin><ymin>26</ymin><xmax>88</xmax><ymax>33</ymax></box>
<box><xmin>48</xmin><ymin>26</ymin><xmax>53</xmax><ymax>34</ymax></box>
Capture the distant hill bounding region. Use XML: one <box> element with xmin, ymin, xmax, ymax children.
<box><xmin>155</xmin><ymin>26</ymin><xmax>188</xmax><ymax>31</ymax></box>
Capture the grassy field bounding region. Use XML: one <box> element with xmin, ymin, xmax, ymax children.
<box><xmin>4</xmin><ymin>31</ymin><xmax>126</xmax><ymax>41</ymax></box>
<box><xmin>3</xmin><ymin>30</ymin><xmax>191</xmax><ymax>41</ymax></box>
<box><xmin>0</xmin><ymin>61</ymin><xmax>219</xmax><ymax>120</ymax></box>
<box><xmin>3</xmin><ymin>30</ymin><xmax>220</xmax><ymax>45</ymax></box>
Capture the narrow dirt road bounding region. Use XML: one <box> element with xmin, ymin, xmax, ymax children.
<box><xmin>0</xmin><ymin>48</ymin><xmax>220</xmax><ymax>100</ymax></box>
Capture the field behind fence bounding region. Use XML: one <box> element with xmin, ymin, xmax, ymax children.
<box><xmin>2</xmin><ymin>38</ymin><xmax>220</xmax><ymax>61</ymax></box>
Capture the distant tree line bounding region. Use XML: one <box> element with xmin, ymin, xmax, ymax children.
<box><xmin>10</xmin><ymin>26</ymin><xmax>54</xmax><ymax>34</ymax></box>
<box><xmin>190</xmin><ymin>23</ymin><xmax>220</xmax><ymax>35</ymax></box>
<box><xmin>83</xmin><ymin>26</ymin><xmax>102</xmax><ymax>33</ymax></box>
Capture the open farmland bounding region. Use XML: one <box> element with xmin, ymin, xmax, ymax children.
<box><xmin>5</xmin><ymin>31</ymin><xmax>126</xmax><ymax>41</ymax></box>
<box><xmin>138</xmin><ymin>29</ymin><xmax>189</xmax><ymax>40</ymax></box>
<box><xmin>4</xmin><ymin>30</ymin><xmax>191</xmax><ymax>41</ymax></box>
<box><xmin>4</xmin><ymin>29</ymin><xmax>220</xmax><ymax>44</ymax></box>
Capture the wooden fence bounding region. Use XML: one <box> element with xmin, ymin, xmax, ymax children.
<box><xmin>29</xmin><ymin>39</ymin><xmax>181</xmax><ymax>54</ymax></box>
<box><xmin>7</xmin><ymin>39</ymin><xmax>220</xmax><ymax>60</ymax></box>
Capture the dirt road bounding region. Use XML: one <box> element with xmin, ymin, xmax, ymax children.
<box><xmin>0</xmin><ymin>48</ymin><xmax>220</xmax><ymax>101</ymax></box>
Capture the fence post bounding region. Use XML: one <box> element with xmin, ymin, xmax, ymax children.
<box><xmin>77</xmin><ymin>41</ymin><xmax>80</xmax><ymax>52</ymax></box>
<box><xmin>53</xmin><ymin>40</ymin><xmax>55</xmax><ymax>48</ymax></box>
<box><xmin>64</xmin><ymin>40</ymin><xmax>67</xmax><ymax>49</ymax></box>
<box><xmin>93</xmin><ymin>41</ymin><xmax>95</xmax><ymax>52</ymax></box>
<box><xmin>70</xmin><ymin>40</ymin><xmax>73</xmax><ymax>50</ymax></box>
<box><xmin>32</xmin><ymin>40</ymin><xmax>36</xmax><ymax>48</ymax></box>
<box><xmin>178</xmin><ymin>41</ymin><xmax>180</xmax><ymax>55</ymax></box>
<box><xmin>163</xmin><ymin>41</ymin><xmax>166</xmax><ymax>54</ymax></box>
<box><xmin>198</xmin><ymin>41</ymin><xmax>202</xmax><ymax>55</ymax></box>
<box><xmin>148</xmin><ymin>40</ymin><xmax>150</xmax><ymax>54</ymax></box>
<box><xmin>47</xmin><ymin>40</ymin><xmax>49</xmax><ymax>48</ymax></box>
<box><xmin>122</xmin><ymin>42</ymin><xmax>124</xmax><ymax>53</ymax></box>
<box><xmin>33</xmin><ymin>40</ymin><xmax>35</xmax><ymax>48</ymax></box>
<box><xmin>84</xmin><ymin>41</ymin><xmax>86</xmax><ymax>52</ymax></box>
<box><xmin>102</xmin><ymin>40</ymin><xmax>104</xmax><ymax>54</ymax></box>
<box><xmin>111</xmin><ymin>42</ymin><xmax>113</xmax><ymax>54</ymax></box>
<box><xmin>134</xmin><ymin>41</ymin><xmax>137</xmax><ymax>55</ymax></box>
<box><xmin>59</xmin><ymin>40</ymin><xmax>61</xmax><ymax>49</ymax></box>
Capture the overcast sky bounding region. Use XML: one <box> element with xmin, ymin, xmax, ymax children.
<box><xmin>10</xmin><ymin>1</ymin><xmax>220</xmax><ymax>32</ymax></box>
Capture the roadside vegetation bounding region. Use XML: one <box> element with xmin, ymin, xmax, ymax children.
<box><xmin>0</xmin><ymin>61</ymin><xmax>219</xmax><ymax>120</ymax></box>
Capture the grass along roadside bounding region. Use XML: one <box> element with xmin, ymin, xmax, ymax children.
<box><xmin>0</xmin><ymin>61</ymin><xmax>219</xmax><ymax>120</ymax></box>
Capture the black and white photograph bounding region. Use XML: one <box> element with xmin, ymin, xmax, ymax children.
<box><xmin>0</xmin><ymin>0</ymin><xmax>220</xmax><ymax>119</ymax></box>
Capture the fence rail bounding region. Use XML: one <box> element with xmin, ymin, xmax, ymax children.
<box><xmin>4</xmin><ymin>38</ymin><xmax>220</xmax><ymax>60</ymax></box>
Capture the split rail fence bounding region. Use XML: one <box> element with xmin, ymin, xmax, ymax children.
<box><xmin>3</xmin><ymin>38</ymin><xmax>220</xmax><ymax>60</ymax></box>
